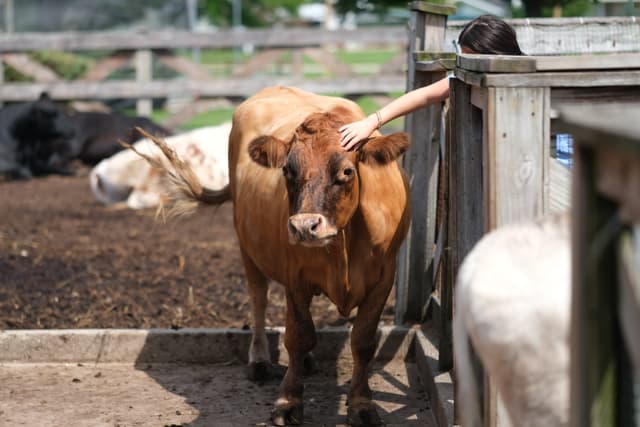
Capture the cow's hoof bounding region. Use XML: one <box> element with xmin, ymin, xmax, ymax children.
<box><xmin>247</xmin><ymin>361</ymin><xmax>271</xmax><ymax>382</ymax></box>
<box><xmin>302</xmin><ymin>352</ymin><xmax>318</xmax><ymax>376</ymax></box>
<box><xmin>271</xmin><ymin>400</ymin><xmax>304</xmax><ymax>426</ymax></box>
<box><xmin>347</xmin><ymin>404</ymin><xmax>384</xmax><ymax>427</ymax></box>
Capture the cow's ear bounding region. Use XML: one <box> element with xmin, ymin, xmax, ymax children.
<box><xmin>359</xmin><ymin>132</ymin><xmax>410</xmax><ymax>166</ymax></box>
<box><xmin>248</xmin><ymin>135</ymin><xmax>290</xmax><ymax>168</ymax></box>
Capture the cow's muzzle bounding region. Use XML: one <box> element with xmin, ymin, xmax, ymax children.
<box><xmin>288</xmin><ymin>213</ymin><xmax>338</xmax><ymax>246</ymax></box>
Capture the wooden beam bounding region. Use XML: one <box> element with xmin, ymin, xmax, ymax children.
<box><xmin>0</xmin><ymin>27</ymin><xmax>408</xmax><ymax>52</ymax></box>
<box><xmin>2</xmin><ymin>53</ymin><xmax>59</xmax><ymax>82</ymax></box>
<box><xmin>457</xmin><ymin>53</ymin><xmax>536</xmax><ymax>73</ymax></box>
<box><xmin>230</xmin><ymin>49</ymin><xmax>284</xmax><ymax>78</ymax></box>
<box><xmin>81</xmin><ymin>51</ymin><xmax>132</xmax><ymax>81</ymax></box>
<box><xmin>135</xmin><ymin>49</ymin><xmax>152</xmax><ymax>116</ymax></box>
<box><xmin>156</xmin><ymin>51</ymin><xmax>211</xmax><ymax>81</ymax></box>
<box><xmin>0</xmin><ymin>76</ymin><xmax>406</xmax><ymax>101</ymax></box>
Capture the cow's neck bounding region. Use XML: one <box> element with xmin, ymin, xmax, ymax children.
<box><xmin>320</xmin><ymin>209</ymin><xmax>376</xmax><ymax>317</ymax></box>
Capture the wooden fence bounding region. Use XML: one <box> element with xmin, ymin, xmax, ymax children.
<box><xmin>0</xmin><ymin>26</ymin><xmax>408</xmax><ymax>123</ymax></box>
<box><xmin>400</xmin><ymin>2</ymin><xmax>640</xmax><ymax>426</ymax></box>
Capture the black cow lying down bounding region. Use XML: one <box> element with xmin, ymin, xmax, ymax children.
<box><xmin>67</xmin><ymin>111</ymin><xmax>172</xmax><ymax>166</ymax></box>
<box><xmin>0</xmin><ymin>93</ymin><xmax>172</xmax><ymax>180</ymax></box>
<box><xmin>0</xmin><ymin>93</ymin><xmax>76</xmax><ymax>179</ymax></box>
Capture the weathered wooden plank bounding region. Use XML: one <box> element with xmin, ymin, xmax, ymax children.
<box><xmin>0</xmin><ymin>76</ymin><xmax>406</xmax><ymax>101</ymax></box>
<box><xmin>414</xmin><ymin>52</ymin><xmax>456</xmax><ymax>72</ymax></box>
<box><xmin>457</xmin><ymin>53</ymin><xmax>536</xmax><ymax>73</ymax></box>
<box><xmin>551</xmin><ymin>86</ymin><xmax>640</xmax><ymax>104</ymax></box>
<box><xmin>135</xmin><ymin>49</ymin><xmax>152</xmax><ymax>116</ymax></box>
<box><xmin>162</xmin><ymin>98</ymin><xmax>233</xmax><ymax>129</ymax></box>
<box><xmin>2</xmin><ymin>53</ymin><xmax>59</xmax><ymax>82</ymax></box>
<box><xmin>156</xmin><ymin>51</ymin><xmax>211</xmax><ymax>81</ymax></box>
<box><xmin>81</xmin><ymin>51</ymin><xmax>131</xmax><ymax>81</ymax></box>
<box><xmin>409</xmin><ymin>1</ymin><xmax>456</xmax><ymax>16</ymax></box>
<box><xmin>0</xmin><ymin>27</ymin><xmax>408</xmax><ymax>52</ymax></box>
<box><xmin>454</xmin><ymin>69</ymin><xmax>485</xmax><ymax>87</ymax></box>
<box><xmin>487</xmin><ymin>86</ymin><xmax>549</xmax><ymax>226</ymax></box>
<box><xmin>230</xmin><ymin>49</ymin><xmax>285</xmax><ymax>78</ymax></box>
<box><xmin>556</xmin><ymin>103</ymin><xmax>640</xmax><ymax>151</ymax></box>
<box><xmin>483</xmin><ymin>70</ymin><xmax>640</xmax><ymax>88</ymax></box>
<box><xmin>536</xmin><ymin>52</ymin><xmax>640</xmax><ymax>71</ymax></box>
<box><xmin>457</xmin><ymin>53</ymin><xmax>640</xmax><ymax>74</ymax></box>
<box><xmin>446</xmin><ymin>17</ymin><xmax>640</xmax><ymax>55</ymax></box>
<box><xmin>449</xmin><ymin>77</ymin><xmax>484</xmax><ymax>287</ymax></box>
<box><xmin>396</xmin><ymin>3</ymin><xmax>450</xmax><ymax>324</ymax></box>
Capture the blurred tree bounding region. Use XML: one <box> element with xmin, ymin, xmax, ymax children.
<box><xmin>515</xmin><ymin>0</ymin><xmax>593</xmax><ymax>17</ymax></box>
<box><xmin>201</xmin><ymin>0</ymin><xmax>307</xmax><ymax>27</ymax></box>
<box><xmin>334</xmin><ymin>0</ymin><xmax>409</xmax><ymax>16</ymax></box>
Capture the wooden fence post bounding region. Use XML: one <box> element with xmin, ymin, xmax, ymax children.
<box><xmin>395</xmin><ymin>1</ymin><xmax>456</xmax><ymax>324</ymax></box>
<box><xmin>135</xmin><ymin>49</ymin><xmax>153</xmax><ymax>117</ymax></box>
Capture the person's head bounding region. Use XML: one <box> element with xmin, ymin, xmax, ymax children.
<box><xmin>458</xmin><ymin>15</ymin><xmax>523</xmax><ymax>56</ymax></box>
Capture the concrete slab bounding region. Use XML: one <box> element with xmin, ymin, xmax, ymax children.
<box><xmin>0</xmin><ymin>327</ymin><xmax>439</xmax><ymax>426</ymax></box>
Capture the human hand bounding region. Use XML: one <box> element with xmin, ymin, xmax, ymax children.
<box><xmin>338</xmin><ymin>115</ymin><xmax>378</xmax><ymax>151</ymax></box>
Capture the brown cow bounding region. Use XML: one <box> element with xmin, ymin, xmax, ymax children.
<box><xmin>143</xmin><ymin>86</ymin><xmax>410</xmax><ymax>426</ymax></box>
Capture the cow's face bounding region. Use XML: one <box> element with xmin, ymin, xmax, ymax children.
<box><xmin>249</xmin><ymin>110</ymin><xmax>409</xmax><ymax>247</ymax></box>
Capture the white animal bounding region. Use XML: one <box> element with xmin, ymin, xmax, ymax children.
<box><xmin>89</xmin><ymin>123</ymin><xmax>231</xmax><ymax>209</ymax></box>
<box><xmin>454</xmin><ymin>212</ymin><xmax>571</xmax><ymax>427</ymax></box>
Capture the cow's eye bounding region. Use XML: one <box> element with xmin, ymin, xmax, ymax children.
<box><xmin>334</xmin><ymin>167</ymin><xmax>355</xmax><ymax>185</ymax></box>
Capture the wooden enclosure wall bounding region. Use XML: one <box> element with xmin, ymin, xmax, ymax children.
<box><xmin>402</xmin><ymin>2</ymin><xmax>640</xmax><ymax>426</ymax></box>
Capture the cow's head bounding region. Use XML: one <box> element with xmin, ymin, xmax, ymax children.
<box><xmin>248</xmin><ymin>109</ymin><xmax>409</xmax><ymax>247</ymax></box>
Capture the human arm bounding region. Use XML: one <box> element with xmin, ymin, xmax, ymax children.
<box><xmin>339</xmin><ymin>76</ymin><xmax>450</xmax><ymax>151</ymax></box>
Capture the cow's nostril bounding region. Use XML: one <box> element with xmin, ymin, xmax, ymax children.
<box><xmin>310</xmin><ymin>216</ymin><xmax>322</xmax><ymax>232</ymax></box>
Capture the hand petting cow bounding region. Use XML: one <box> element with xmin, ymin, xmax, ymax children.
<box><xmin>90</xmin><ymin>123</ymin><xmax>230</xmax><ymax>210</ymax></box>
<box><xmin>134</xmin><ymin>86</ymin><xmax>411</xmax><ymax>427</ymax></box>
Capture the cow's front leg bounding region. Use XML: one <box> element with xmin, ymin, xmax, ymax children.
<box><xmin>347</xmin><ymin>273</ymin><xmax>395</xmax><ymax>427</ymax></box>
<box><xmin>240</xmin><ymin>249</ymin><xmax>271</xmax><ymax>381</ymax></box>
<box><xmin>271</xmin><ymin>289</ymin><xmax>315</xmax><ymax>426</ymax></box>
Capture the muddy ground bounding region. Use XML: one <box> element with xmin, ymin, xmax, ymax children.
<box><xmin>0</xmin><ymin>167</ymin><xmax>396</xmax><ymax>330</ymax></box>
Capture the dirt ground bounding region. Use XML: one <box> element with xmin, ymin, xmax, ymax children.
<box><xmin>0</xmin><ymin>167</ymin><xmax>396</xmax><ymax>330</ymax></box>
<box><xmin>0</xmin><ymin>357</ymin><xmax>434</xmax><ymax>427</ymax></box>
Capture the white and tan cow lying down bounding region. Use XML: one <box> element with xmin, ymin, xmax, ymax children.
<box><xmin>137</xmin><ymin>86</ymin><xmax>411</xmax><ymax>426</ymax></box>
<box><xmin>89</xmin><ymin>123</ymin><xmax>231</xmax><ymax>209</ymax></box>
<box><xmin>454</xmin><ymin>212</ymin><xmax>571</xmax><ymax>427</ymax></box>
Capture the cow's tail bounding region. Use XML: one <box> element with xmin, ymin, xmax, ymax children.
<box><xmin>124</xmin><ymin>127</ymin><xmax>231</xmax><ymax>219</ymax></box>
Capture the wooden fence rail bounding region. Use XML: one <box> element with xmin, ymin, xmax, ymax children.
<box><xmin>0</xmin><ymin>26</ymin><xmax>407</xmax><ymax>52</ymax></box>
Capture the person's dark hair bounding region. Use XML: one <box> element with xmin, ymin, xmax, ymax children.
<box><xmin>458</xmin><ymin>15</ymin><xmax>523</xmax><ymax>56</ymax></box>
